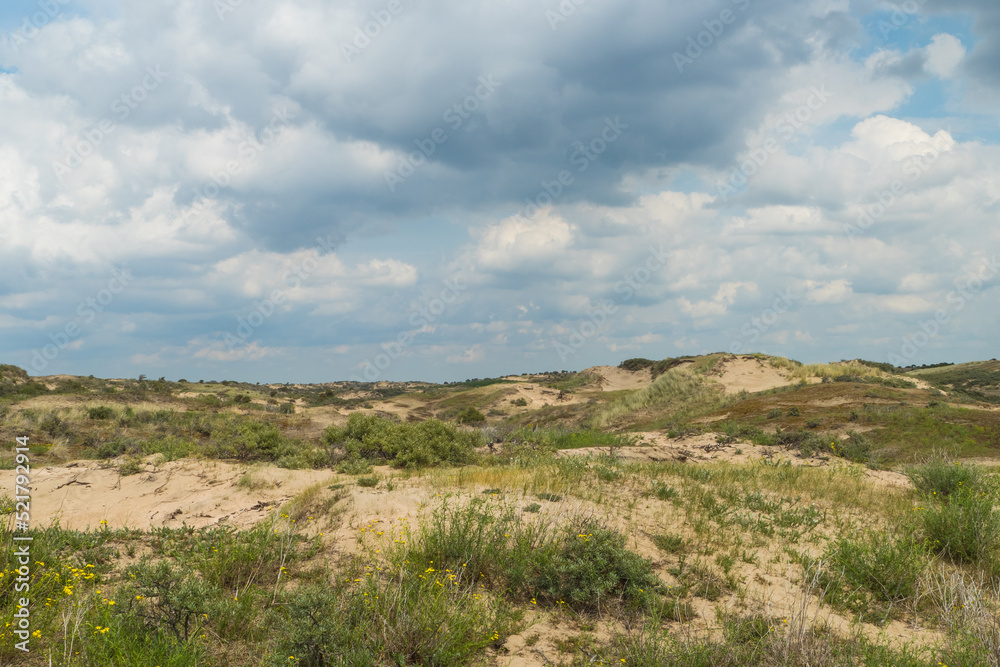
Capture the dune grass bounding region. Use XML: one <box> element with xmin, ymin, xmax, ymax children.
<box><xmin>590</xmin><ymin>366</ymin><xmax>737</xmax><ymax>430</ymax></box>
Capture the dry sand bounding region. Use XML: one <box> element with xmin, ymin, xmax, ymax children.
<box><xmin>709</xmin><ymin>356</ymin><xmax>797</xmax><ymax>394</ymax></box>
<box><xmin>2</xmin><ymin>458</ymin><xmax>339</xmax><ymax>530</ymax></box>
<box><xmin>582</xmin><ymin>365</ymin><xmax>653</xmax><ymax>391</ymax></box>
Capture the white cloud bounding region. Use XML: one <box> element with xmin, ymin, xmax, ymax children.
<box><xmin>471</xmin><ymin>211</ymin><xmax>575</xmax><ymax>272</ymax></box>
<box><xmin>804</xmin><ymin>280</ymin><xmax>852</xmax><ymax>305</ymax></box>
<box><xmin>924</xmin><ymin>34</ymin><xmax>965</xmax><ymax>79</ymax></box>
<box><xmin>678</xmin><ymin>282</ymin><xmax>757</xmax><ymax>320</ymax></box>
<box><xmin>446</xmin><ymin>344</ymin><xmax>484</xmax><ymax>364</ymax></box>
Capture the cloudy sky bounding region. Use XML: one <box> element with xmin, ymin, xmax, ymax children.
<box><xmin>1</xmin><ymin>0</ymin><xmax>997</xmax><ymax>383</ymax></box>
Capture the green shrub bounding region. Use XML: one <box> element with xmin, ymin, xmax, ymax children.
<box><xmin>273</xmin><ymin>574</ymin><xmax>520</xmax><ymax>667</ymax></box>
<box><xmin>337</xmin><ymin>458</ymin><xmax>373</xmax><ymax>475</ymax></box>
<box><xmin>455</xmin><ymin>407</ymin><xmax>486</xmax><ymax>424</ymax></box>
<box><xmin>323</xmin><ymin>414</ymin><xmax>480</xmax><ymax>468</ymax></box>
<box><xmin>528</xmin><ymin>521</ymin><xmax>661</xmax><ymax>612</ymax></box>
<box><xmin>119</xmin><ymin>457</ymin><xmax>144</xmax><ymax>476</ymax></box>
<box><xmin>121</xmin><ymin>560</ymin><xmax>212</xmax><ymax>641</ymax></box>
<box><xmin>357</xmin><ymin>475</ymin><xmax>379</xmax><ymax>488</ymax></box>
<box><xmin>921</xmin><ymin>486</ymin><xmax>1000</xmax><ymax>564</ymax></box>
<box><xmin>270</xmin><ymin>585</ymin><xmax>375</xmax><ymax>666</ymax></box>
<box><xmin>511</xmin><ymin>397</ymin><xmax>528</xmax><ymax>407</ymax></box>
<box><xmin>767</xmin><ymin>408</ymin><xmax>782</xmax><ymax>419</ymax></box>
<box><xmin>722</xmin><ymin>612</ymin><xmax>774</xmax><ymax>645</ymax></box>
<box><xmin>619</xmin><ymin>358</ymin><xmax>656</xmax><ymax>372</ymax></box>
<box><xmin>210</xmin><ymin>419</ymin><xmax>301</xmax><ymax>462</ymax></box>
<box><xmin>787</xmin><ymin>406</ymin><xmax>800</xmax><ymax>417</ymax></box>
<box><xmin>906</xmin><ymin>460</ymin><xmax>982</xmax><ymax>498</ymax></box>
<box><xmin>95</xmin><ymin>436</ymin><xmax>133</xmax><ymax>459</ymax></box>
<box><xmin>824</xmin><ymin>531</ymin><xmax>926</xmax><ymax>604</ymax></box>
<box><xmin>88</xmin><ymin>406</ymin><xmax>116</xmax><ymax>420</ymax></box>
<box><xmin>831</xmin><ymin>431</ymin><xmax>874</xmax><ymax>465</ymax></box>
<box><xmin>278</xmin><ymin>402</ymin><xmax>296</xmax><ymax>415</ymax></box>
<box><xmin>194</xmin><ymin>523</ymin><xmax>292</xmax><ymax>591</ymax></box>
<box><xmin>406</xmin><ymin>498</ymin><xmax>658</xmax><ymax>609</ymax></box>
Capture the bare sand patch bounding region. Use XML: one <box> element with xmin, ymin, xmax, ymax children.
<box><xmin>709</xmin><ymin>356</ymin><xmax>797</xmax><ymax>395</ymax></box>
<box><xmin>0</xmin><ymin>458</ymin><xmax>341</xmax><ymax>531</ymax></box>
<box><xmin>583</xmin><ymin>365</ymin><xmax>653</xmax><ymax>392</ymax></box>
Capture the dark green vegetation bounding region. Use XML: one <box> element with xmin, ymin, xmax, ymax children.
<box><xmin>322</xmin><ymin>413</ymin><xmax>480</xmax><ymax>469</ymax></box>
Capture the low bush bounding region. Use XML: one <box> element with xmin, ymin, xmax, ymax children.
<box><xmin>404</xmin><ymin>497</ymin><xmax>661</xmax><ymax>614</ymax></box>
<box><xmin>273</xmin><ymin>572</ymin><xmax>520</xmax><ymax>667</ymax></box>
<box><xmin>455</xmin><ymin>407</ymin><xmax>486</xmax><ymax>424</ymax></box>
<box><xmin>337</xmin><ymin>458</ymin><xmax>373</xmax><ymax>475</ymax></box>
<box><xmin>323</xmin><ymin>414</ymin><xmax>480</xmax><ymax>468</ymax></box>
<box><xmin>619</xmin><ymin>358</ymin><xmax>656</xmax><ymax>372</ymax></box>
<box><xmin>831</xmin><ymin>431</ymin><xmax>874</xmax><ymax>465</ymax></box>
<box><xmin>121</xmin><ymin>560</ymin><xmax>212</xmax><ymax>641</ymax></box>
<box><xmin>906</xmin><ymin>460</ymin><xmax>983</xmax><ymax>498</ymax></box>
<box><xmin>209</xmin><ymin>419</ymin><xmax>302</xmax><ymax>462</ymax></box>
<box><xmin>823</xmin><ymin>532</ymin><xmax>926</xmax><ymax>604</ymax></box>
<box><xmin>528</xmin><ymin>521</ymin><xmax>660</xmax><ymax>612</ymax></box>
<box><xmin>357</xmin><ymin>475</ymin><xmax>379</xmax><ymax>488</ymax></box>
<box><xmin>773</xmin><ymin>429</ymin><xmax>827</xmax><ymax>457</ymax></box>
<box><xmin>921</xmin><ymin>486</ymin><xmax>1000</xmax><ymax>564</ymax></box>
<box><xmin>88</xmin><ymin>406</ymin><xmax>116</xmax><ymax>420</ymax></box>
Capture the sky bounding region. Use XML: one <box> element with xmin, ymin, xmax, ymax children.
<box><xmin>0</xmin><ymin>0</ymin><xmax>998</xmax><ymax>383</ymax></box>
